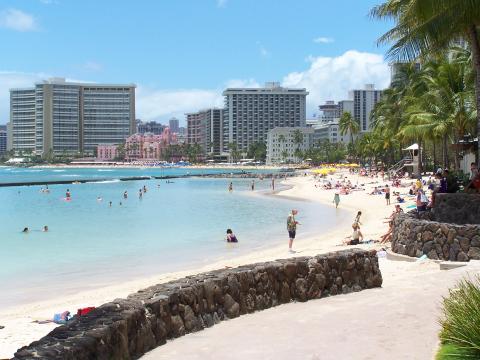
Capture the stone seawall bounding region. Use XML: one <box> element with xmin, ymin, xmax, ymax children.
<box><xmin>434</xmin><ymin>193</ymin><xmax>480</xmax><ymax>225</ymax></box>
<box><xmin>14</xmin><ymin>249</ymin><xmax>382</xmax><ymax>360</ymax></box>
<box><xmin>391</xmin><ymin>212</ymin><xmax>480</xmax><ymax>261</ymax></box>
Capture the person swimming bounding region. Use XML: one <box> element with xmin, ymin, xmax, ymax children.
<box><xmin>42</xmin><ymin>225</ymin><xmax>48</xmax><ymax>232</ymax></box>
<box><xmin>66</xmin><ymin>189</ymin><xmax>71</xmax><ymax>199</ymax></box>
<box><xmin>139</xmin><ymin>189</ymin><xmax>143</xmax><ymax>198</ymax></box>
<box><xmin>123</xmin><ymin>191</ymin><xmax>128</xmax><ymax>199</ymax></box>
<box><xmin>22</xmin><ymin>227</ymin><xmax>29</xmax><ymax>233</ymax></box>
<box><xmin>226</xmin><ymin>229</ymin><xmax>238</xmax><ymax>243</ymax></box>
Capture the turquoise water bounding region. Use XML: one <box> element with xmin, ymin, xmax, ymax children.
<box><xmin>0</xmin><ymin>166</ymin><xmax>268</xmax><ymax>184</ymax></box>
<box><xmin>0</xmin><ymin>167</ymin><xmax>347</xmax><ymax>307</ymax></box>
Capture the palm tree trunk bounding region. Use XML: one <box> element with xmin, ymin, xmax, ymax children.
<box><xmin>469</xmin><ymin>25</ymin><xmax>480</xmax><ymax>163</ymax></box>
<box><xmin>417</xmin><ymin>139</ymin><xmax>423</xmax><ymax>177</ymax></box>
<box><xmin>432</xmin><ymin>140</ymin><xmax>437</xmax><ymax>172</ymax></box>
<box><xmin>453</xmin><ymin>134</ymin><xmax>460</xmax><ymax>171</ymax></box>
<box><xmin>443</xmin><ymin>134</ymin><xmax>448</xmax><ymax>169</ymax></box>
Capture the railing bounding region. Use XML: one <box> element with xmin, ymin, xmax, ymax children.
<box><xmin>389</xmin><ymin>156</ymin><xmax>412</xmax><ymax>174</ymax></box>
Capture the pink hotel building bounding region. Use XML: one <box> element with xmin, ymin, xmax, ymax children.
<box><xmin>96</xmin><ymin>127</ymin><xmax>177</xmax><ymax>161</ymax></box>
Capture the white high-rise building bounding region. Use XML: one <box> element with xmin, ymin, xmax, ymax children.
<box><xmin>266</xmin><ymin>127</ymin><xmax>314</xmax><ymax>164</ymax></box>
<box><xmin>10</xmin><ymin>78</ymin><xmax>136</xmax><ymax>156</ymax></box>
<box><xmin>222</xmin><ymin>82</ymin><xmax>308</xmax><ymax>155</ymax></box>
<box><xmin>349</xmin><ymin>84</ymin><xmax>383</xmax><ymax>133</ymax></box>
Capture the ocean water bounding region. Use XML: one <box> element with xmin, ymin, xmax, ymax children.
<box><xmin>0</xmin><ymin>167</ymin><xmax>348</xmax><ymax>307</ymax></box>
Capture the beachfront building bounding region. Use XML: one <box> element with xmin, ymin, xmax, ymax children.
<box><xmin>349</xmin><ymin>84</ymin><xmax>383</xmax><ymax>133</ymax></box>
<box><xmin>10</xmin><ymin>88</ymin><xmax>36</xmax><ymax>153</ymax></box>
<box><xmin>0</xmin><ymin>125</ymin><xmax>7</xmax><ymax>155</ymax></box>
<box><xmin>312</xmin><ymin>120</ymin><xmax>346</xmax><ymax>144</ymax></box>
<box><xmin>186</xmin><ymin>108</ymin><xmax>223</xmax><ymax>157</ymax></box>
<box><xmin>96</xmin><ymin>144</ymin><xmax>119</xmax><ymax>161</ymax></box>
<box><xmin>222</xmin><ymin>82</ymin><xmax>308</xmax><ymax>156</ymax></box>
<box><xmin>266</xmin><ymin>127</ymin><xmax>314</xmax><ymax>164</ymax></box>
<box><xmin>318</xmin><ymin>101</ymin><xmax>340</xmax><ymax>124</ymax></box>
<box><xmin>9</xmin><ymin>78</ymin><xmax>136</xmax><ymax>156</ymax></box>
<box><xmin>124</xmin><ymin>128</ymin><xmax>177</xmax><ymax>161</ymax></box>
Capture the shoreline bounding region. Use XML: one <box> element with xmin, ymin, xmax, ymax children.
<box><xmin>0</xmin><ymin>171</ymin><xmax>392</xmax><ymax>358</ymax></box>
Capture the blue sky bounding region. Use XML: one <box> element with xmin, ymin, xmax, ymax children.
<box><xmin>0</xmin><ymin>0</ymin><xmax>393</xmax><ymax>125</ymax></box>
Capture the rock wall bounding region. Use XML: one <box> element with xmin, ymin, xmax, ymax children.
<box><xmin>434</xmin><ymin>193</ymin><xmax>480</xmax><ymax>225</ymax></box>
<box><xmin>391</xmin><ymin>212</ymin><xmax>480</xmax><ymax>261</ymax></box>
<box><xmin>14</xmin><ymin>249</ymin><xmax>382</xmax><ymax>360</ymax></box>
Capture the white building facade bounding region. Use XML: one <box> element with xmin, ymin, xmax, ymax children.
<box><xmin>10</xmin><ymin>78</ymin><xmax>136</xmax><ymax>156</ymax></box>
<box><xmin>350</xmin><ymin>84</ymin><xmax>382</xmax><ymax>133</ymax></box>
<box><xmin>266</xmin><ymin>127</ymin><xmax>314</xmax><ymax>165</ymax></box>
<box><xmin>313</xmin><ymin>121</ymin><xmax>345</xmax><ymax>144</ymax></box>
<box><xmin>222</xmin><ymin>82</ymin><xmax>308</xmax><ymax>155</ymax></box>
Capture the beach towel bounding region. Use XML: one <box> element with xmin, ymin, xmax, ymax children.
<box><xmin>77</xmin><ymin>307</ymin><xmax>95</xmax><ymax>316</ymax></box>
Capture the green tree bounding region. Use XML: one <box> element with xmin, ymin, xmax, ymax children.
<box><xmin>371</xmin><ymin>0</ymin><xmax>480</xmax><ymax>161</ymax></box>
<box><xmin>339</xmin><ymin>112</ymin><xmax>359</xmax><ymax>145</ymax></box>
<box><xmin>228</xmin><ymin>142</ymin><xmax>241</xmax><ymax>163</ymax></box>
<box><xmin>292</xmin><ymin>129</ymin><xmax>304</xmax><ymax>163</ymax></box>
<box><xmin>247</xmin><ymin>142</ymin><xmax>267</xmax><ymax>161</ymax></box>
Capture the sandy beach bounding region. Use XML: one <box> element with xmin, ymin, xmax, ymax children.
<box><xmin>0</xmin><ymin>170</ymin><xmax>423</xmax><ymax>358</ymax></box>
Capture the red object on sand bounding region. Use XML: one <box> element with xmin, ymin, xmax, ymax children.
<box><xmin>77</xmin><ymin>307</ymin><xmax>95</xmax><ymax>316</ymax></box>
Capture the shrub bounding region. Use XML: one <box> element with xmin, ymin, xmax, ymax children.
<box><xmin>439</xmin><ymin>275</ymin><xmax>480</xmax><ymax>358</ymax></box>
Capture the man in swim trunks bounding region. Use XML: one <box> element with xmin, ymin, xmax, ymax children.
<box><xmin>287</xmin><ymin>209</ymin><xmax>300</xmax><ymax>253</ymax></box>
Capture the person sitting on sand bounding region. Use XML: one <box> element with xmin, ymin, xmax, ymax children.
<box><xmin>347</xmin><ymin>222</ymin><xmax>363</xmax><ymax>245</ymax></box>
<box><xmin>226</xmin><ymin>229</ymin><xmax>238</xmax><ymax>243</ymax></box>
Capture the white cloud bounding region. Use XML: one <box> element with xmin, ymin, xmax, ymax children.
<box><xmin>256</xmin><ymin>42</ymin><xmax>270</xmax><ymax>58</ymax></box>
<box><xmin>136</xmin><ymin>87</ymin><xmax>224</xmax><ymax>124</ymax></box>
<box><xmin>313</xmin><ymin>37</ymin><xmax>334</xmax><ymax>44</ymax></box>
<box><xmin>0</xmin><ymin>9</ymin><xmax>37</xmax><ymax>32</ymax></box>
<box><xmin>224</xmin><ymin>78</ymin><xmax>260</xmax><ymax>88</ymax></box>
<box><xmin>83</xmin><ymin>61</ymin><xmax>103</xmax><ymax>72</ymax></box>
<box><xmin>282</xmin><ymin>50</ymin><xmax>390</xmax><ymax>117</ymax></box>
<box><xmin>217</xmin><ymin>0</ymin><xmax>227</xmax><ymax>8</ymax></box>
<box><xmin>40</xmin><ymin>0</ymin><xmax>59</xmax><ymax>4</ymax></box>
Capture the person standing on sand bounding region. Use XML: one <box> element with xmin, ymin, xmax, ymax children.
<box><xmin>287</xmin><ymin>209</ymin><xmax>300</xmax><ymax>253</ymax></box>
<box><xmin>385</xmin><ymin>185</ymin><xmax>390</xmax><ymax>205</ymax></box>
<box><xmin>333</xmin><ymin>192</ymin><xmax>340</xmax><ymax>208</ymax></box>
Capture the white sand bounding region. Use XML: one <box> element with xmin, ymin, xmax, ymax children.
<box><xmin>0</xmin><ymin>171</ymin><xmax>411</xmax><ymax>357</ymax></box>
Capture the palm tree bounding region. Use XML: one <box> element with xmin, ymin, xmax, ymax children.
<box><xmin>339</xmin><ymin>112</ymin><xmax>359</xmax><ymax>146</ymax></box>
<box><xmin>371</xmin><ymin>0</ymin><xmax>480</xmax><ymax>161</ymax></box>
<box><xmin>228</xmin><ymin>142</ymin><xmax>241</xmax><ymax>163</ymax></box>
<box><xmin>292</xmin><ymin>129</ymin><xmax>304</xmax><ymax>163</ymax></box>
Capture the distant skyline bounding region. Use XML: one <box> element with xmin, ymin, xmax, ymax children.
<box><xmin>0</xmin><ymin>0</ymin><xmax>392</xmax><ymax>125</ymax></box>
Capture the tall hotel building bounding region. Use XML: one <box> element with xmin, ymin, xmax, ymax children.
<box><xmin>349</xmin><ymin>84</ymin><xmax>382</xmax><ymax>133</ymax></box>
<box><xmin>222</xmin><ymin>82</ymin><xmax>308</xmax><ymax>154</ymax></box>
<box><xmin>10</xmin><ymin>78</ymin><xmax>135</xmax><ymax>155</ymax></box>
<box><xmin>186</xmin><ymin>108</ymin><xmax>223</xmax><ymax>156</ymax></box>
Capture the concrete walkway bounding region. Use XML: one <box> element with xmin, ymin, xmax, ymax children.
<box><xmin>142</xmin><ymin>258</ymin><xmax>480</xmax><ymax>360</ymax></box>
